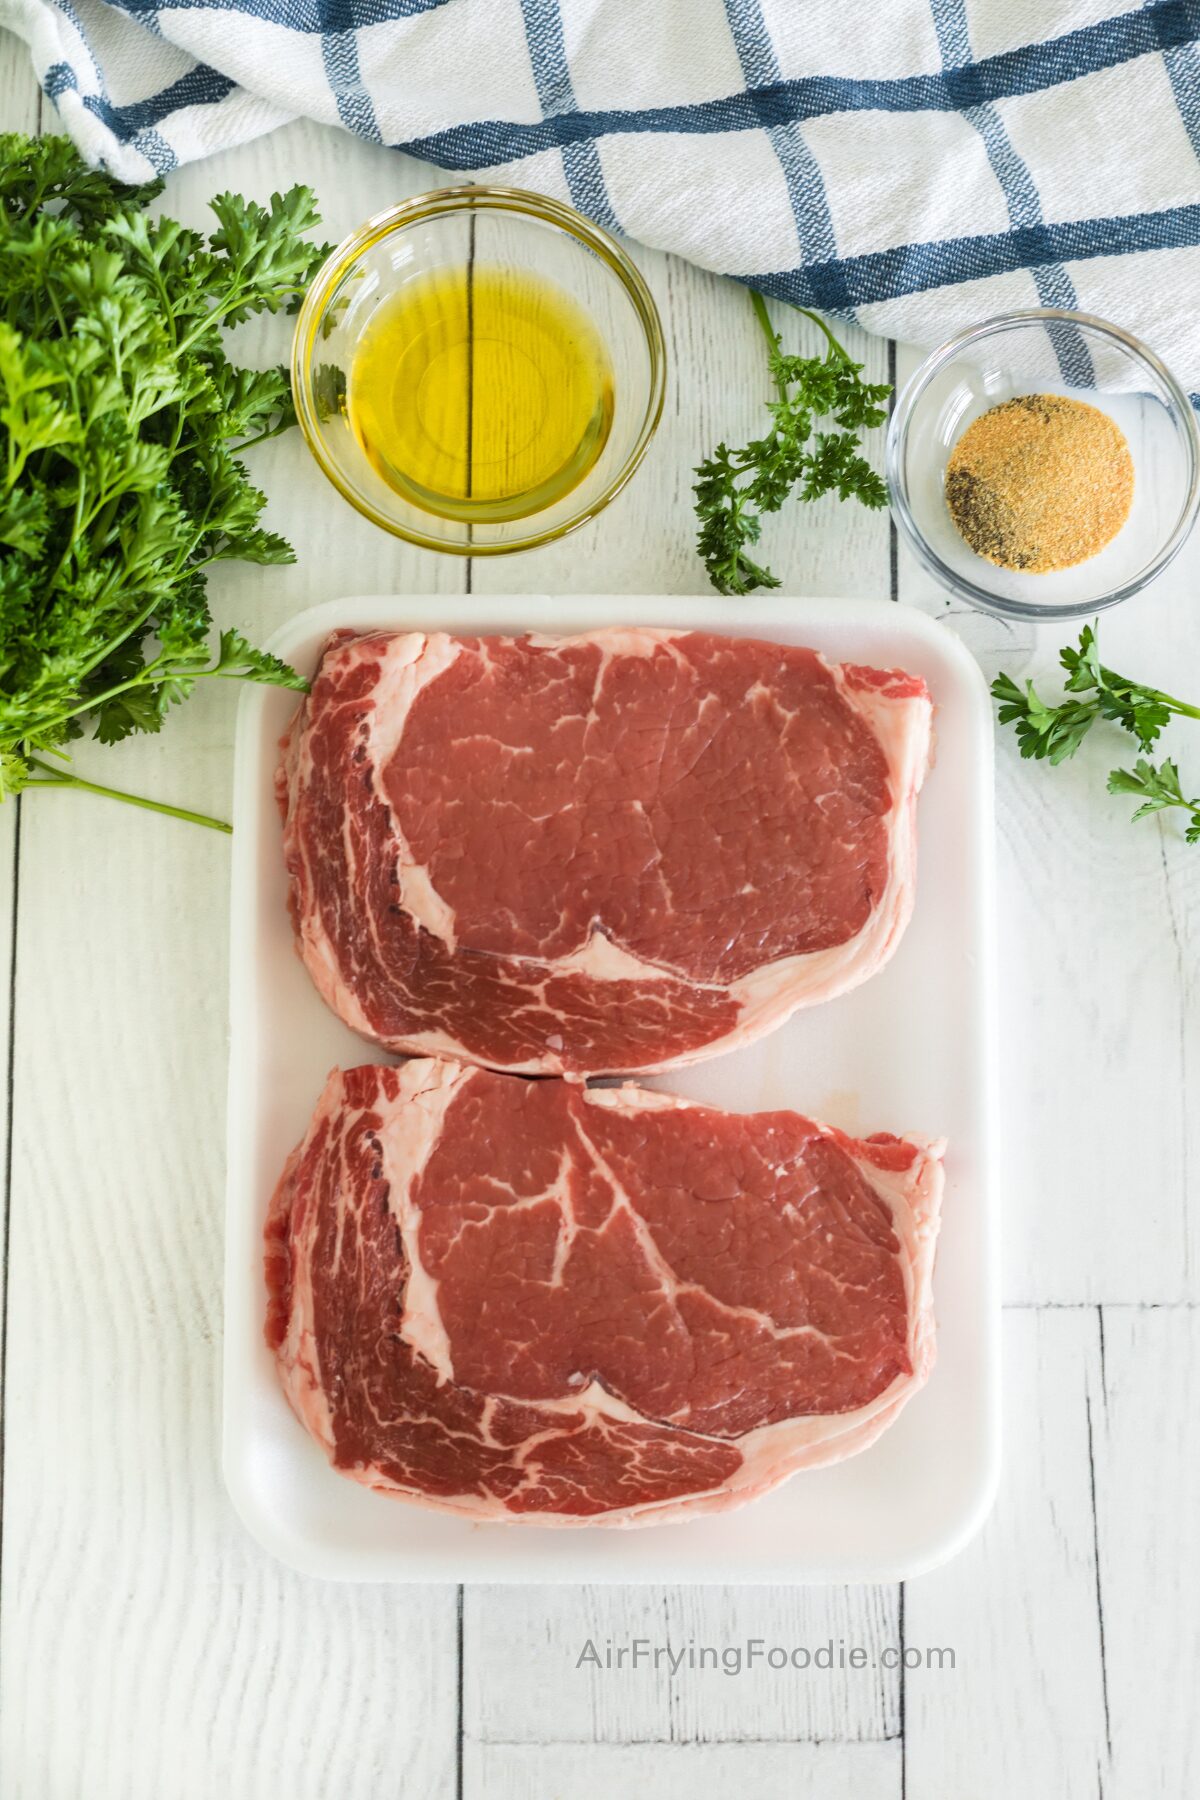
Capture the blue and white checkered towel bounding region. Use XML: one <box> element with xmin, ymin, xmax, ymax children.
<box><xmin>5</xmin><ymin>0</ymin><xmax>1200</xmax><ymax>382</ymax></box>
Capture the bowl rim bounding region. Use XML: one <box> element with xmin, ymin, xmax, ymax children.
<box><xmin>291</xmin><ymin>184</ymin><xmax>667</xmax><ymax>556</ymax></box>
<box><xmin>885</xmin><ymin>307</ymin><xmax>1200</xmax><ymax>620</ymax></box>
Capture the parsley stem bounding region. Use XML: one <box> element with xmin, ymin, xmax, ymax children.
<box><xmin>72</xmin><ymin>593</ymin><xmax>164</xmax><ymax>683</ymax></box>
<box><xmin>783</xmin><ymin>303</ymin><xmax>851</xmax><ymax>362</ymax></box>
<box><xmin>234</xmin><ymin>421</ymin><xmax>292</xmax><ymax>453</ymax></box>
<box><xmin>749</xmin><ymin>290</ymin><xmax>788</xmax><ymax>402</ymax></box>
<box><xmin>1131</xmin><ymin>688</ymin><xmax>1200</xmax><ymax>722</ymax></box>
<box><xmin>23</xmin><ymin>759</ymin><xmax>231</xmax><ymax>832</ymax></box>
<box><xmin>36</xmin><ymin>666</ymin><xmax>168</xmax><ymax>731</ymax></box>
<box><xmin>749</xmin><ymin>287</ymin><xmax>852</xmax><ymax>364</ymax></box>
<box><xmin>749</xmin><ymin>288</ymin><xmax>857</xmax><ymax>396</ymax></box>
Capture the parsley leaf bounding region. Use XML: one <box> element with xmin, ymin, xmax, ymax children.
<box><xmin>694</xmin><ymin>290</ymin><xmax>890</xmax><ymax>596</ymax></box>
<box><xmin>992</xmin><ymin>625</ymin><xmax>1200</xmax><ymax>764</ymax></box>
<box><xmin>993</xmin><ymin>624</ymin><xmax>1200</xmax><ymax>846</ymax></box>
<box><xmin>209</xmin><ymin>627</ymin><xmax>310</xmax><ymax>689</ymax></box>
<box><xmin>0</xmin><ymin>133</ymin><xmax>328</xmax><ymax>829</ymax></box>
<box><xmin>1107</xmin><ymin>759</ymin><xmax>1200</xmax><ymax>843</ymax></box>
<box><xmin>990</xmin><ymin>670</ymin><xmax>1098</xmax><ymax>764</ymax></box>
<box><xmin>1058</xmin><ymin>624</ymin><xmax>1191</xmax><ymax>748</ymax></box>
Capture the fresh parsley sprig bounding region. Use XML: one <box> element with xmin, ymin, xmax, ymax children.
<box><xmin>992</xmin><ymin>625</ymin><xmax>1200</xmax><ymax>763</ymax></box>
<box><xmin>992</xmin><ymin>625</ymin><xmax>1200</xmax><ymax>845</ymax></box>
<box><xmin>0</xmin><ymin>134</ymin><xmax>326</xmax><ymax>830</ymax></box>
<box><xmin>1107</xmin><ymin>759</ymin><xmax>1200</xmax><ymax>843</ymax></box>
<box><xmin>694</xmin><ymin>291</ymin><xmax>891</xmax><ymax>596</ymax></box>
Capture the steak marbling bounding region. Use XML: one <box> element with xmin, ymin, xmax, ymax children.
<box><xmin>265</xmin><ymin>1060</ymin><xmax>944</xmax><ymax>1526</ymax></box>
<box><xmin>277</xmin><ymin>628</ymin><xmax>933</xmax><ymax>1077</ymax></box>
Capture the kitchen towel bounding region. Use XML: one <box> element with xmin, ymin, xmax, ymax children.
<box><xmin>4</xmin><ymin>0</ymin><xmax>1200</xmax><ymax>383</ymax></box>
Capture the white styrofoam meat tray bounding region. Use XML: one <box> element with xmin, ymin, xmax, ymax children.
<box><xmin>224</xmin><ymin>595</ymin><xmax>999</xmax><ymax>1583</ymax></box>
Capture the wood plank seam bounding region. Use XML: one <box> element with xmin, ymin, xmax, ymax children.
<box><xmin>1087</xmin><ymin>1307</ymin><xmax>1112</xmax><ymax>1771</ymax></box>
<box><xmin>898</xmin><ymin>1579</ymin><xmax>906</xmax><ymax>1800</ymax></box>
<box><xmin>456</xmin><ymin>1584</ymin><xmax>465</xmax><ymax>1800</ymax></box>
<box><xmin>465</xmin><ymin>1732</ymin><xmax>905</xmax><ymax>1749</ymax></box>
<box><xmin>1154</xmin><ymin>830</ymin><xmax>1192</xmax><ymax>1292</ymax></box>
<box><xmin>1007</xmin><ymin>1301</ymin><xmax>1199</xmax><ymax>1311</ymax></box>
<box><xmin>0</xmin><ymin>798</ymin><xmax>22</xmax><ymax>1599</ymax></box>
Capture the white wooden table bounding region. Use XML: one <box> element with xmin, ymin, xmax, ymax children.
<box><xmin>1</xmin><ymin>52</ymin><xmax>1198</xmax><ymax>1799</ymax></box>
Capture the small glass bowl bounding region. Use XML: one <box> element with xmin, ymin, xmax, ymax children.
<box><xmin>291</xmin><ymin>186</ymin><xmax>666</xmax><ymax>556</ymax></box>
<box><xmin>887</xmin><ymin>309</ymin><xmax>1200</xmax><ymax>620</ymax></box>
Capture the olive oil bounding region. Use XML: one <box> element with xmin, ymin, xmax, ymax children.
<box><xmin>348</xmin><ymin>264</ymin><xmax>615</xmax><ymax>523</ymax></box>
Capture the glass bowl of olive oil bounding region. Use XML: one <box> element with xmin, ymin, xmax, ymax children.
<box><xmin>292</xmin><ymin>187</ymin><xmax>666</xmax><ymax>555</ymax></box>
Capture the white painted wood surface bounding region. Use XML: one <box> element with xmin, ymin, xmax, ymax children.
<box><xmin>1</xmin><ymin>42</ymin><xmax>1198</xmax><ymax>1798</ymax></box>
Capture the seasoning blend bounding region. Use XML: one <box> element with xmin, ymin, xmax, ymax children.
<box><xmin>944</xmin><ymin>394</ymin><xmax>1134</xmax><ymax>572</ymax></box>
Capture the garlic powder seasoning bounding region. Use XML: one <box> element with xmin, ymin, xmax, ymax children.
<box><xmin>944</xmin><ymin>394</ymin><xmax>1134</xmax><ymax>572</ymax></box>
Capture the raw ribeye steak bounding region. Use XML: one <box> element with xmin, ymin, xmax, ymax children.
<box><xmin>265</xmin><ymin>1059</ymin><xmax>943</xmax><ymax>1526</ymax></box>
<box><xmin>278</xmin><ymin>628</ymin><xmax>933</xmax><ymax>1077</ymax></box>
